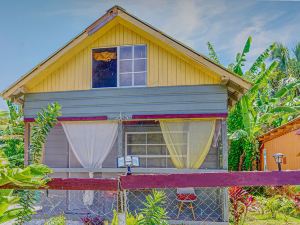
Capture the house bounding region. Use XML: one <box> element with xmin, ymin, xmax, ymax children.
<box><xmin>259</xmin><ymin>117</ymin><xmax>300</xmax><ymax>171</ymax></box>
<box><xmin>1</xmin><ymin>6</ymin><xmax>251</xmax><ymax>223</ymax></box>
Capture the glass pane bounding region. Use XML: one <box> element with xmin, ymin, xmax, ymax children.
<box><xmin>139</xmin><ymin>158</ymin><xmax>146</xmax><ymax>167</ymax></box>
<box><xmin>127</xmin><ymin>133</ymin><xmax>146</xmax><ymax>144</ymax></box>
<box><xmin>134</xmin><ymin>72</ymin><xmax>146</xmax><ymax>86</ymax></box>
<box><xmin>147</xmin><ymin>133</ymin><xmax>164</xmax><ymax>144</ymax></box>
<box><xmin>147</xmin><ymin>158</ymin><xmax>166</xmax><ymax>168</ymax></box>
<box><xmin>120</xmin><ymin>60</ymin><xmax>133</xmax><ymax>73</ymax></box>
<box><xmin>167</xmin><ymin>158</ymin><xmax>175</xmax><ymax>168</ymax></box>
<box><xmin>147</xmin><ymin>146</ymin><xmax>167</xmax><ymax>155</ymax></box>
<box><xmin>92</xmin><ymin>48</ymin><xmax>117</xmax><ymax>88</ymax></box>
<box><xmin>134</xmin><ymin>59</ymin><xmax>146</xmax><ymax>72</ymax></box>
<box><xmin>134</xmin><ymin>45</ymin><xmax>146</xmax><ymax>58</ymax></box>
<box><xmin>119</xmin><ymin>73</ymin><xmax>132</xmax><ymax>86</ymax></box>
<box><xmin>127</xmin><ymin>145</ymin><xmax>146</xmax><ymax>155</ymax></box>
<box><xmin>120</xmin><ymin>46</ymin><xmax>132</xmax><ymax>59</ymax></box>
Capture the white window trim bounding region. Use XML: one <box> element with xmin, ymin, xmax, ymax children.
<box><xmin>125</xmin><ymin>131</ymin><xmax>188</xmax><ymax>168</ymax></box>
<box><xmin>91</xmin><ymin>44</ymin><xmax>147</xmax><ymax>89</ymax></box>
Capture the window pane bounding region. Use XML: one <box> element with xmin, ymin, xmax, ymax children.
<box><xmin>134</xmin><ymin>59</ymin><xmax>146</xmax><ymax>72</ymax></box>
<box><xmin>134</xmin><ymin>45</ymin><xmax>146</xmax><ymax>58</ymax></box>
<box><xmin>120</xmin><ymin>60</ymin><xmax>133</xmax><ymax>73</ymax></box>
<box><xmin>127</xmin><ymin>134</ymin><xmax>146</xmax><ymax>144</ymax></box>
<box><xmin>134</xmin><ymin>72</ymin><xmax>146</xmax><ymax>86</ymax></box>
<box><xmin>147</xmin><ymin>133</ymin><xmax>164</xmax><ymax>144</ymax></box>
<box><xmin>92</xmin><ymin>48</ymin><xmax>117</xmax><ymax>88</ymax></box>
<box><xmin>127</xmin><ymin>145</ymin><xmax>146</xmax><ymax>155</ymax></box>
<box><xmin>147</xmin><ymin>158</ymin><xmax>166</xmax><ymax>168</ymax></box>
<box><xmin>167</xmin><ymin>158</ymin><xmax>175</xmax><ymax>168</ymax></box>
<box><xmin>147</xmin><ymin>146</ymin><xmax>167</xmax><ymax>155</ymax></box>
<box><xmin>119</xmin><ymin>73</ymin><xmax>132</xmax><ymax>86</ymax></box>
<box><xmin>139</xmin><ymin>158</ymin><xmax>147</xmax><ymax>167</ymax></box>
<box><xmin>120</xmin><ymin>46</ymin><xmax>132</xmax><ymax>59</ymax></box>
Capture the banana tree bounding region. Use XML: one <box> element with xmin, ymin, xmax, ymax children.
<box><xmin>207</xmin><ymin>37</ymin><xmax>300</xmax><ymax>170</ymax></box>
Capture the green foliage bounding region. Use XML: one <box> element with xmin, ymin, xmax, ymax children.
<box><xmin>138</xmin><ymin>190</ymin><xmax>168</xmax><ymax>225</ymax></box>
<box><xmin>30</xmin><ymin>102</ymin><xmax>61</xmax><ymax>164</ymax></box>
<box><xmin>207</xmin><ymin>42</ymin><xmax>220</xmax><ymax>64</ymax></box>
<box><xmin>111</xmin><ymin>210</ymin><xmax>140</xmax><ymax>225</ymax></box>
<box><xmin>15</xmin><ymin>190</ymin><xmax>36</xmax><ymax>224</ymax></box>
<box><xmin>0</xmin><ymin>102</ymin><xmax>61</xmax><ymax>224</ymax></box>
<box><xmin>0</xmin><ymin>189</ymin><xmax>22</xmax><ymax>224</ymax></box>
<box><xmin>0</xmin><ymin>151</ymin><xmax>52</xmax><ymax>224</ymax></box>
<box><xmin>262</xmin><ymin>195</ymin><xmax>297</xmax><ymax>219</ymax></box>
<box><xmin>232</xmin><ymin>36</ymin><xmax>252</xmax><ymax>75</ymax></box>
<box><xmin>0</xmin><ymin>101</ymin><xmax>24</xmax><ymax>167</ymax></box>
<box><xmin>44</xmin><ymin>214</ymin><xmax>66</xmax><ymax>225</ymax></box>
<box><xmin>208</xmin><ymin>38</ymin><xmax>300</xmax><ymax>171</ymax></box>
<box><xmin>112</xmin><ymin>191</ymin><xmax>168</xmax><ymax>225</ymax></box>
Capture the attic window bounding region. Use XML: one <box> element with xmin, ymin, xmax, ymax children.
<box><xmin>92</xmin><ymin>45</ymin><xmax>147</xmax><ymax>88</ymax></box>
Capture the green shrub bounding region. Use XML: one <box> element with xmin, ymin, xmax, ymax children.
<box><xmin>44</xmin><ymin>215</ymin><xmax>66</xmax><ymax>225</ymax></box>
<box><xmin>111</xmin><ymin>190</ymin><xmax>168</xmax><ymax>225</ymax></box>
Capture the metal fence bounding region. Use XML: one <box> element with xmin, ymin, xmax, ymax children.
<box><xmin>2</xmin><ymin>171</ymin><xmax>300</xmax><ymax>225</ymax></box>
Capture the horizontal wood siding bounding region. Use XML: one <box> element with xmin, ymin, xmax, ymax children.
<box><xmin>44</xmin><ymin>126</ymin><xmax>69</xmax><ymax>168</ymax></box>
<box><xmin>24</xmin><ymin>85</ymin><xmax>227</xmax><ymax>119</ymax></box>
<box><xmin>264</xmin><ymin>130</ymin><xmax>300</xmax><ymax>171</ymax></box>
<box><xmin>27</xmin><ymin>23</ymin><xmax>220</xmax><ymax>92</ymax></box>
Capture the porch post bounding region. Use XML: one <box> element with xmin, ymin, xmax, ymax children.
<box><xmin>221</xmin><ymin>119</ymin><xmax>228</xmax><ymax>170</ymax></box>
<box><xmin>221</xmin><ymin>119</ymin><xmax>229</xmax><ymax>223</ymax></box>
<box><xmin>24</xmin><ymin>122</ymin><xmax>30</xmax><ymax>166</ymax></box>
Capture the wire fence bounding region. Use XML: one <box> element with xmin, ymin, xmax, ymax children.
<box><xmin>2</xmin><ymin>171</ymin><xmax>300</xmax><ymax>224</ymax></box>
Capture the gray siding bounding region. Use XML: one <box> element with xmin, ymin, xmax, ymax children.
<box><xmin>24</xmin><ymin>85</ymin><xmax>227</xmax><ymax>119</ymax></box>
<box><xmin>44</xmin><ymin>126</ymin><xmax>69</xmax><ymax>168</ymax></box>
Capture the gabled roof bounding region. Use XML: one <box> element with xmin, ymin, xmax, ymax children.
<box><xmin>259</xmin><ymin>117</ymin><xmax>300</xmax><ymax>143</ymax></box>
<box><xmin>1</xmin><ymin>5</ymin><xmax>252</xmax><ymax>105</ymax></box>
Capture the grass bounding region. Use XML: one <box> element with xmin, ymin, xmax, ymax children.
<box><xmin>240</xmin><ymin>212</ymin><xmax>300</xmax><ymax>225</ymax></box>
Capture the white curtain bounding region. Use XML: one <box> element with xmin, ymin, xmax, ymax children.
<box><xmin>61</xmin><ymin>121</ymin><xmax>118</xmax><ymax>205</ymax></box>
<box><xmin>160</xmin><ymin>119</ymin><xmax>216</xmax><ymax>169</ymax></box>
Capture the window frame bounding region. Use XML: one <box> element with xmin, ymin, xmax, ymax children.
<box><xmin>125</xmin><ymin>131</ymin><xmax>188</xmax><ymax>168</ymax></box>
<box><xmin>91</xmin><ymin>44</ymin><xmax>147</xmax><ymax>89</ymax></box>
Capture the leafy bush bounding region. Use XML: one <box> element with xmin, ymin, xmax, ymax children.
<box><xmin>44</xmin><ymin>215</ymin><xmax>66</xmax><ymax>225</ymax></box>
<box><xmin>229</xmin><ymin>186</ymin><xmax>254</xmax><ymax>225</ymax></box>
<box><xmin>81</xmin><ymin>215</ymin><xmax>105</xmax><ymax>225</ymax></box>
<box><xmin>111</xmin><ymin>190</ymin><xmax>168</xmax><ymax>225</ymax></box>
<box><xmin>264</xmin><ymin>195</ymin><xmax>298</xmax><ymax>219</ymax></box>
<box><xmin>30</xmin><ymin>102</ymin><xmax>61</xmax><ymax>164</ymax></box>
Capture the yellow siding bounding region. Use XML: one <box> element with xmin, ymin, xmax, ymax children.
<box><xmin>263</xmin><ymin>130</ymin><xmax>300</xmax><ymax>171</ymax></box>
<box><xmin>28</xmin><ymin>23</ymin><xmax>220</xmax><ymax>93</ymax></box>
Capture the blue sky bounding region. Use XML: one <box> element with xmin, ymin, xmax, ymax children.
<box><xmin>0</xmin><ymin>0</ymin><xmax>299</xmax><ymax>109</ymax></box>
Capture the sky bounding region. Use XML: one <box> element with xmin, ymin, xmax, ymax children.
<box><xmin>0</xmin><ymin>0</ymin><xmax>299</xmax><ymax>109</ymax></box>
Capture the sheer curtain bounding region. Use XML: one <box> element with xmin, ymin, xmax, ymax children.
<box><xmin>160</xmin><ymin>119</ymin><xmax>216</xmax><ymax>169</ymax></box>
<box><xmin>61</xmin><ymin>121</ymin><xmax>118</xmax><ymax>205</ymax></box>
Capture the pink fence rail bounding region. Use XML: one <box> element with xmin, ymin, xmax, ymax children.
<box><xmin>2</xmin><ymin>171</ymin><xmax>300</xmax><ymax>190</ymax></box>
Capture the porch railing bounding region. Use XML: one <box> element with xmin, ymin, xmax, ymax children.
<box><xmin>2</xmin><ymin>171</ymin><xmax>300</xmax><ymax>225</ymax></box>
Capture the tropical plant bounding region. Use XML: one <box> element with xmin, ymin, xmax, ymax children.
<box><xmin>111</xmin><ymin>190</ymin><xmax>168</xmax><ymax>225</ymax></box>
<box><xmin>15</xmin><ymin>102</ymin><xmax>61</xmax><ymax>224</ymax></box>
<box><xmin>81</xmin><ymin>215</ymin><xmax>105</xmax><ymax>225</ymax></box>
<box><xmin>0</xmin><ymin>102</ymin><xmax>61</xmax><ymax>224</ymax></box>
<box><xmin>0</xmin><ymin>189</ymin><xmax>22</xmax><ymax>224</ymax></box>
<box><xmin>229</xmin><ymin>186</ymin><xmax>254</xmax><ymax>225</ymax></box>
<box><xmin>30</xmin><ymin>102</ymin><xmax>61</xmax><ymax>164</ymax></box>
<box><xmin>111</xmin><ymin>210</ymin><xmax>140</xmax><ymax>225</ymax></box>
<box><xmin>207</xmin><ymin>38</ymin><xmax>300</xmax><ymax>170</ymax></box>
<box><xmin>0</xmin><ymin>151</ymin><xmax>52</xmax><ymax>224</ymax></box>
<box><xmin>0</xmin><ymin>101</ymin><xmax>24</xmax><ymax>167</ymax></box>
<box><xmin>138</xmin><ymin>190</ymin><xmax>168</xmax><ymax>225</ymax></box>
<box><xmin>44</xmin><ymin>214</ymin><xmax>66</xmax><ymax>225</ymax></box>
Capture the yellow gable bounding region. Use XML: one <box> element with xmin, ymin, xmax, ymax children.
<box><xmin>27</xmin><ymin>21</ymin><xmax>220</xmax><ymax>93</ymax></box>
<box><xmin>2</xmin><ymin>6</ymin><xmax>251</xmax><ymax>106</ymax></box>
